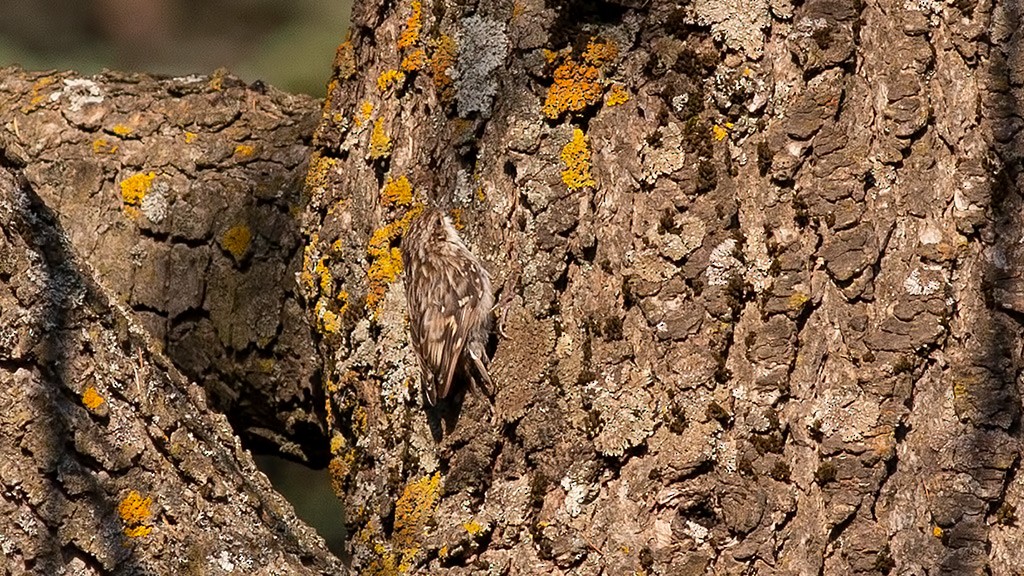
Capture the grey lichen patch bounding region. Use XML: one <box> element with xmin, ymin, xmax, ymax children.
<box><xmin>140</xmin><ymin>182</ymin><xmax>169</xmax><ymax>224</ymax></box>
<box><xmin>693</xmin><ymin>0</ymin><xmax>771</xmax><ymax>59</ymax></box>
<box><xmin>376</xmin><ymin>282</ymin><xmax>417</xmax><ymax>407</ymax></box>
<box><xmin>454</xmin><ymin>15</ymin><xmax>510</xmax><ymax>117</ymax></box>
<box><xmin>60</xmin><ymin>78</ymin><xmax>105</xmax><ymax>112</ymax></box>
<box><xmin>706</xmin><ymin>238</ymin><xmax>744</xmax><ymax>286</ymax></box>
<box><xmin>640</xmin><ymin>123</ymin><xmax>689</xmax><ymax>184</ymax></box>
<box><xmin>588</xmin><ymin>367</ymin><xmax>658</xmax><ymax>456</ymax></box>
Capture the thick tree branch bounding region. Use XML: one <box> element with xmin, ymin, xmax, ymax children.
<box><xmin>0</xmin><ymin>165</ymin><xmax>344</xmax><ymax>574</ymax></box>
<box><xmin>0</xmin><ymin>66</ymin><xmax>327</xmax><ymax>465</ymax></box>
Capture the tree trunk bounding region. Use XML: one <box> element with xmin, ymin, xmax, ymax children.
<box><xmin>309</xmin><ymin>0</ymin><xmax>1024</xmax><ymax>574</ymax></box>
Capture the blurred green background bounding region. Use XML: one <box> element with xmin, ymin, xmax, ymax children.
<box><xmin>0</xmin><ymin>0</ymin><xmax>353</xmax><ymax>553</ymax></box>
<box><xmin>0</xmin><ymin>0</ymin><xmax>352</xmax><ymax>96</ymax></box>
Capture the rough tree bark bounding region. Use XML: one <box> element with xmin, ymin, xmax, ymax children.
<box><xmin>0</xmin><ymin>167</ymin><xmax>343</xmax><ymax>573</ymax></box>
<box><xmin>0</xmin><ymin>67</ymin><xmax>327</xmax><ymax>465</ymax></box>
<box><xmin>0</xmin><ymin>69</ymin><xmax>344</xmax><ymax>573</ymax></box>
<box><xmin>5</xmin><ymin>0</ymin><xmax>1024</xmax><ymax>574</ymax></box>
<box><xmin>307</xmin><ymin>0</ymin><xmax>1024</xmax><ymax>574</ymax></box>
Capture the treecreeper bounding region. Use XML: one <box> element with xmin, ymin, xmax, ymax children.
<box><xmin>403</xmin><ymin>206</ymin><xmax>494</xmax><ymax>405</ymax></box>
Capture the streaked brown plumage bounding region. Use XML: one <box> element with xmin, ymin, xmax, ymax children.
<box><xmin>403</xmin><ymin>207</ymin><xmax>494</xmax><ymax>405</ymax></box>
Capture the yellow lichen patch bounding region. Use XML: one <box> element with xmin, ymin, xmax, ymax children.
<box><xmin>111</xmin><ymin>124</ymin><xmax>133</xmax><ymax>137</ymax></box>
<box><xmin>583</xmin><ymin>37</ymin><xmax>618</xmax><ymax>66</ymax></box>
<box><xmin>711</xmin><ymin>124</ymin><xmax>731</xmax><ymax>141</ymax></box>
<box><xmin>208</xmin><ymin>71</ymin><xmax>225</xmax><ymax>92</ymax></box>
<box><xmin>120</xmin><ymin>172</ymin><xmax>156</xmax><ymax>206</ymax></box>
<box><xmin>788</xmin><ymin>292</ymin><xmax>810</xmax><ymax>310</ymax></box>
<box><xmin>393</xmin><ymin>472</ymin><xmax>442</xmax><ymax>549</ymax></box>
<box><xmin>932</xmin><ymin>525</ymin><xmax>944</xmax><ymax>538</ymax></box>
<box><xmin>315</xmin><ymin>257</ymin><xmax>333</xmax><ymax>295</ymax></box>
<box><xmin>330</xmin><ymin>433</ymin><xmax>346</xmax><ymax>455</ymax></box>
<box><xmin>92</xmin><ymin>138</ymin><xmax>118</xmax><ymax>155</ymax></box>
<box><xmin>401</xmin><ymin>48</ymin><xmax>427</xmax><ymax>72</ymax></box>
<box><xmin>322</xmin><ymin>78</ymin><xmax>340</xmax><ymax>114</ymax></box>
<box><xmin>256</xmin><ymin>358</ymin><xmax>275</xmax><ymax>373</ymax></box>
<box><xmin>328</xmin><ymin>449</ymin><xmax>357</xmax><ymax>498</ymax></box>
<box><xmin>397</xmin><ymin>1</ymin><xmax>423</xmax><ymax>49</ymax></box>
<box><xmin>542</xmin><ymin>58</ymin><xmax>603</xmax><ymax>119</ymax></box>
<box><xmin>367</xmin><ymin>248</ymin><xmax>404</xmax><ymax>312</ymax></box>
<box><xmin>334</xmin><ymin>39</ymin><xmax>357</xmax><ymax>79</ymax></box>
<box><xmin>118</xmin><ymin>491</ymin><xmax>153</xmax><ymax>538</ymax></box>
<box><xmin>364</xmin><ymin>551</ymin><xmax>402</xmax><ymax>576</ymax></box>
<box><xmin>381</xmin><ymin>175</ymin><xmax>414</xmax><ymax>207</ymax></box>
<box><xmin>184</xmin><ymin>131</ymin><xmax>198</xmax><ymax>144</ymax></box>
<box><xmin>366</xmin><ymin>206</ymin><xmax>422</xmax><ymax>313</ymax></box>
<box><xmin>316</xmin><ymin>299</ymin><xmax>341</xmax><ymax>334</ymax></box>
<box><xmin>305</xmin><ymin>153</ymin><xmax>337</xmax><ymax>196</ymax></box>
<box><xmin>222</xmin><ymin>224</ymin><xmax>252</xmax><ymax>260</ymax></box>
<box><xmin>463</xmin><ymin>520</ymin><xmax>484</xmax><ymax>536</ymax></box>
<box><xmin>369</xmin><ymin>118</ymin><xmax>394</xmax><ymax>159</ymax></box>
<box><xmin>560</xmin><ymin>128</ymin><xmax>596</xmax><ymax>190</ymax></box>
<box><xmin>606</xmin><ymin>83</ymin><xmax>630</xmax><ymax>106</ymax></box>
<box><xmin>355</xmin><ymin>100</ymin><xmax>374</xmax><ymax>127</ymax></box>
<box><xmin>377</xmin><ymin>69</ymin><xmax>406</xmax><ymax>93</ymax></box>
<box><xmin>81</xmin><ymin>385</ymin><xmax>105</xmax><ymax>411</ymax></box>
<box><xmin>234</xmin><ymin>143</ymin><xmax>255</xmax><ymax>158</ymax></box>
<box><xmin>429</xmin><ymin>35</ymin><xmax>456</xmax><ymax>101</ymax></box>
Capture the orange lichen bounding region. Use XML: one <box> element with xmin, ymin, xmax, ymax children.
<box><xmin>429</xmin><ymin>35</ymin><xmax>456</xmax><ymax>101</ymax></box>
<box><xmin>81</xmin><ymin>385</ymin><xmax>105</xmax><ymax>411</ymax></box>
<box><xmin>606</xmin><ymin>83</ymin><xmax>630</xmax><ymax>106</ymax></box>
<box><xmin>120</xmin><ymin>172</ymin><xmax>156</xmax><ymax>206</ymax></box>
<box><xmin>366</xmin><ymin>206</ymin><xmax>422</xmax><ymax>313</ymax></box>
<box><xmin>22</xmin><ymin>76</ymin><xmax>56</xmax><ymax>112</ymax></box>
<box><xmin>234</xmin><ymin>143</ymin><xmax>255</xmax><ymax>158</ymax></box>
<box><xmin>118</xmin><ymin>491</ymin><xmax>153</xmax><ymax>538</ymax></box>
<box><xmin>222</xmin><ymin>224</ymin><xmax>252</xmax><ymax>260</ymax></box>
<box><xmin>111</xmin><ymin>124</ymin><xmax>133</xmax><ymax>137</ymax></box>
<box><xmin>354</xmin><ymin>101</ymin><xmax>374</xmax><ymax>127</ymax></box>
<box><xmin>377</xmin><ymin>69</ymin><xmax>406</xmax><ymax>93</ymax></box>
<box><xmin>92</xmin><ymin>138</ymin><xmax>118</xmax><ymax>155</ymax></box>
<box><xmin>369</xmin><ymin>118</ymin><xmax>393</xmax><ymax>159</ymax></box>
<box><xmin>393</xmin><ymin>472</ymin><xmax>442</xmax><ymax>549</ymax></box>
<box><xmin>381</xmin><ymin>175</ymin><xmax>414</xmax><ymax>207</ymax></box>
<box><xmin>184</xmin><ymin>131</ymin><xmax>198</xmax><ymax>144</ymax></box>
<box><xmin>334</xmin><ymin>39</ymin><xmax>357</xmax><ymax>79</ymax></box>
<box><xmin>561</xmin><ymin>128</ymin><xmax>596</xmax><ymax>190</ymax></box>
<box><xmin>397</xmin><ymin>1</ymin><xmax>423</xmax><ymax>49</ymax></box>
<box><xmin>542</xmin><ymin>58</ymin><xmax>603</xmax><ymax>119</ymax></box>
<box><xmin>583</xmin><ymin>37</ymin><xmax>619</xmax><ymax>66</ymax></box>
<box><xmin>401</xmin><ymin>48</ymin><xmax>427</xmax><ymax>72</ymax></box>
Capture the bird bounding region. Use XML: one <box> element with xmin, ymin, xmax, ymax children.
<box><xmin>402</xmin><ymin>206</ymin><xmax>494</xmax><ymax>405</ymax></box>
